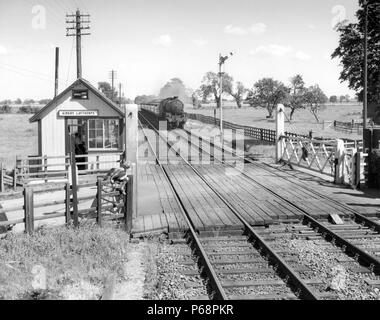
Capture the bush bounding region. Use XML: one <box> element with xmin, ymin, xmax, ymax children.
<box><xmin>17</xmin><ymin>106</ymin><xmax>40</xmax><ymax>114</ymax></box>
<box><xmin>0</xmin><ymin>105</ymin><xmax>11</xmax><ymax>114</ymax></box>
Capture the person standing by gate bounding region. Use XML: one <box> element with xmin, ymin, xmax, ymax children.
<box><xmin>74</xmin><ymin>133</ymin><xmax>87</xmax><ymax>171</ymax></box>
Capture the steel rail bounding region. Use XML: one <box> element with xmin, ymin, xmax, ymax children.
<box><xmin>182</xmin><ymin>129</ymin><xmax>380</xmax><ymax>275</ymax></box>
<box><xmin>185</xmin><ymin>128</ymin><xmax>380</xmax><ymax>231</ymax></box>
<box><xmin>139</xmin><ymin>113</ymin><xmax>319</xmax><ymax>300</ymax></box>
<box><xmin>138</xmin><ymin>119</ymin><xmax>227</xmax><ymax>300</ymax></box>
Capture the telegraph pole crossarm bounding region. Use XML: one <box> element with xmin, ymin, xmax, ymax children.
<box><xmin>65</xmin><ymin>10</ymin><xmax>91</xmax><ymax>79</ymax></box>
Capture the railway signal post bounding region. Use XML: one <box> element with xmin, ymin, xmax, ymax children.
<box><xmin>218</xmin><ymin>52</ymin><xmax>233</xmax><ymax>144</ymax></box>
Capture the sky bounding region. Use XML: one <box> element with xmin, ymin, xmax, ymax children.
<box><xmin>0</xmin><ymin>0</ymin><xmax>360</xmax><ymax>101</ymax></box>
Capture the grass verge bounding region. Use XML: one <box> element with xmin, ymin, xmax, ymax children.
<box><xmin>0</xmin><ymin>222</ymin><xmax>129</xmax><ymax>300</ymax></box>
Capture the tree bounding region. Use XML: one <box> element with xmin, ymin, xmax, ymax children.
<box><xmin>23</xmin><ymin>99</ymin><xmax>35</xmax><ymax>105</ymax></box>
<box><xmin>134</xmin><ymin>95</ymin><xmax>158</xmax><ymax>104</ymax></box>
<box><xmin>332</xmin><ymin>1</ymin><xmax>380</xmax><ymax>103</ymax></box>
<box><xmin>329</xmin><ymin>95</ymin><xmax>338</xmax><ymax>103</ymax></box>
<box><xmin>14</xmin><ymin>98</ymin><xmax>22</xmax><ymax>104</ymax></box>
<box><xmin>191</xmin><ymin>90</ymin><xmax>202</xmax><ymax>109</ymax></box>
<box><xmin>230</xmin><ymin>82</ymin><xmax>248</xmax><ymax>108</ymax></box>
<box><xmin>287</xmin><ymin>74</ymin><xmax>307</xmax><ymax>120</ymax></box>
<box><xmin>247</xmin><ymin>78</ymin><xmax>290</xmax><ymax>119</ymax></box>
<box><xmin>98</xmin><ymin>82</ymin><xmax>118</xmax><ymax>102</ymax></box>
<box><xmin>304</xmin><ymin>85</ymin><xmax>328</xmax><ymax>123</ymax></box>
<box><xmin>199</xmin><ymin>71</ymin><xmax>233</xmax><ymax>109</ymax></box>
<box><xmin>38</xmin><ymin>99</ymin><xmax>52</xmax><ymax>105</ymax></box>
<box><xmin>0</xmin><ymin>105</ymin><xmax>11</xmax><ymax>114</ymax></box>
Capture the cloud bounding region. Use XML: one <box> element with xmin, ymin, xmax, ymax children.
<box><xmin>294</xmin><ymin>50</ymin><xmax>311</xmax><ymax>61</ymax></box>
<box><xmin>250</xmin><ymin>44</ymin><xmax>293</xmax><ymax>57</ymax></box>
<box><xmin>152</xmin><ymin>34</ymin><xmax>172</xmax><ymax>47</ymax></box>
<box><xmin>192</xmin><ymin>38</ymin><xmax>208</xmax><ymax>47</ymax></box>
<box><xmin>224</xmin><ymin>23</ymin><xmax>267</xmax><ymax>36</ymax></box>
<box><xmin>249</xmin><ymin>23</ymin><xmax>267</xmax><ymax>35</ymax></box>
<box><xmin>0</xmin><ymin>45</ymin><xmax>8</xmax><ymax>55</ymax></box>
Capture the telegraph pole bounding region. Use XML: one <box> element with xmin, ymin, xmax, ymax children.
<box><xmin>66</xmin><ymin>10</ymin><xmax>91</xmax><ymax>79</ymax></box>
<box><xmin>109</xmin><ymin>70</ymin><xmax>117</xmax><ymax>101</ymax></box>
<box><xmin>119</xmin><ymin>83</ymin><xmax>122</xmax><ymax>107</ymax></box>
<box><xmin>54</xmin><ymin>47</ymin><xmax>59</xmax><ymax>97</ymax></box>
<box><xmin>363</xmin><ymin>0</ymin><xmax>369</xmax><ymax>134</ymax></box>
<box><xmin>218</xmin><ymin>53</ymin><xmax>223</xmax><ymax>139</ymax></box>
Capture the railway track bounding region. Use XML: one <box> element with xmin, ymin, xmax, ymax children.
<box><xmin>138</xmin><ymin>114</ymin><xmax>380</xmax><ymax>299</ymax></box>
<box><xmin>178</xmin><ymin>127</ymin><xmax>380</xmax><ymax>287</ymax></box>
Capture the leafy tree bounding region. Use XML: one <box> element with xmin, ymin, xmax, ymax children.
<box><xmin>230</xmin><ymin>82</ymin><xmax>248</xmax><ymax>108</ymax></box>
<box><xmin>38</xmin><ymin>99</ymin><xmax>52</xmax><ymax>105</ymax></box>
<box><xmin>329</xmin><ymin>95</ymin><xmax>338</xmax><ymax>103</ymax></box>
<box><xmin>191</xmin><ymin>90</ymin><xmax>203</xmax><ymax>109</ymax></box>
<box><xmin>159</xmin><ymin>78</ymin><xmax>189</xmax><ymax>103</ymax></box>
<box><xmin>304</xmin><ymin>85</ymin><xmax>328</xmax><ymax>123</ymax></box>
<box><xmin>0</xmin><ymin>99</ymin><xmax>12</xmax><ymax>105</ymax></box>
<box><xmin>287</xmin><ymin>74</ymin><xmax>307</xmax><ymax>120</ymax></box>
<box><xmin>134</xmin><ymin>95</ymin><xmax>158</xmax><ymax>104</ymax></box>
<box><xmin>98</xmin><ymin>82</ymin><xmax>118</xmax><ymax>102</ymax></box>
<box><xmin>14</xmin><ymin>98</ymin><xmax>22</xmax><ymax>104</ymax></box>
<box><xmin>23</xmin><ymin>99</ymin><xmax>35</xmax><ymax>105</ymax></box>
<box><xmin>247</xmin><ymin>78</ymin><xmax>290</xmax><ymax>119</ymax></box>
<box><xmin>199</xmin><ymin>71</ymin><xmax>233</xmax><ymax>109</ymax></box>
<box><xmin>0</xmin><ymin>105</ymin><xmax>11</xmax><ymax>114</ymax></box>
<box><xmin>332</xmin><ymin>0</ymin><xmax>380</xmax><ymax>103</ymax></box>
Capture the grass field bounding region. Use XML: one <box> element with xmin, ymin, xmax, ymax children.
<box><xmin>0</xmin><ymin>114</ymin><xmax>38</xmax><ymax>170</ymax></box>
<box><xmin>185</xmin><ymin>103</ymin><xmax>363</xmax><ymax>141</ymax></box>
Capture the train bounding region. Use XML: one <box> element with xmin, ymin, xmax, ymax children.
<box><xmin>139</xmin><ymin>96</ymin><xmax>186</xmax><ymax>130</ymax></box>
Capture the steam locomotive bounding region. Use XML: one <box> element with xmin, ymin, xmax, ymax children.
<box><xmin>139</xmin><ymin>96</ymin><xmax>186</xmax><ymax>130</ymax></box>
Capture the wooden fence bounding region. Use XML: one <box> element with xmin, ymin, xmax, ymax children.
<box><xmin>186</xmin><ymin>113</ymin><xmax>364</xmax><ymax>150</ymax></box>
<box><xmin>333</xmin><ymin>120</ymin><xmax>363</xmax><ymax>134</ymax></box>
<box><xmin>0</xmin><ymin>152</ymin><xmax>123</xmax><ymax>192</ymax></box>
<box><xmin>186</xmin><ymin>113</ymin><xmax>312</xmax><ymax>143</ymax></box>
<box><xmin>280</xmin><ymin>135</ymin><xmax>368</xmax><ymax>188</ymax></box>
<box><xmin>0</xmin><ymin>176</ymin><xmax>133</xmax><ymax>235</ymax></box>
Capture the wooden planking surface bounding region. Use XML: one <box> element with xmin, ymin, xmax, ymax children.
<box><xmin>133</xmin><ymin>157</ymin><xmax>359</xmax><ymax>235</ymax></box>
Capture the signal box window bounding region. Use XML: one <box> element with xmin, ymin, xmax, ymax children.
<box><xmin>88</xmin><ymin>119</ymin><xmax>119</xmax><ymax>150</ymax></box>
<box><xmin>72</xmin><ymin>89</ymin><xmax>89</xmax><ymax>100</ymax></box>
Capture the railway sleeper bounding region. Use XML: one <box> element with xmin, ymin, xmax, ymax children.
<box><xmin>184</xmin><ymin>278</ymin><xmax>324</xmax><ymax>289</ymax></box>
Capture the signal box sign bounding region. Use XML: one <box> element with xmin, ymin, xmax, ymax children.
<box><xmin>58</xmin><ymin>110</ymin><xmax>98</xmax><ymax>117</ymax></box>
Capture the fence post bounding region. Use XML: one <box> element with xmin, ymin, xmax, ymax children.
<box><xmin>199</xmin><ymin>136</ymin><xmax>202</xmax><ymax>163</ymax></box>
<box><xmin>65</xmin><ymin>182</ymin><xmax>71</xmax><ymax>225</ymax></box>
<box><xmin>355</xmin><ymin>152</ymin><xmax>361</xmax><ymax>189</ymax></box>
<box><xmin>334</xmin><ymin>139</ymin><xmax>345</xmax><ymax>184</ymax></box>
<box><xmin>44</xmin><ymin>156</ymin><xmax>48</xmax><ymax>183</ymax></box>
<box><xmin>0</xmin><ymin>163</ymin><xmax>3</xmax><ymax>193</ymax></box>
<box><xmin>125</xmin><ymin>175</ymin><xmax>133</xmax><ymax>233</ymax></box>
<box><xmin>210</xmin><ymin>137</ymin><xmax>215</xmax><ymax>163</ymax></box>
<box><xmin>13</xmin><ymin>167</ymin><xmax>17</xmax><ymax>191</ymax></box>
<box><xmin>70</xmin><ymin>135</ymin><xmax>79</xmax><ymax>227</ymax></box>
<box><xmin>187</xmin><ymin>131</ymin><xmax>192</xmax><ymax>162</ymax></box>
<box><xmin>276</xmin><ymin>104</ymin><xmax>285</xmax><ymax>163</ymax></box>
<box><xmin>24</xmin><ymin>187</ymin><xmax>34</xmax><ymax>235</ymax></box>
<box><xmin>97</xmin><ymin>178</ymin><xmax>103</xmax><ymax>227</ymax></box>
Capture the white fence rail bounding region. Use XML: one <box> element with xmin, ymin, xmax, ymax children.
<box><xmin>280</xmin><ymin>135</ymin><xmax>368</xmax><ymax>188</ymax></box>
